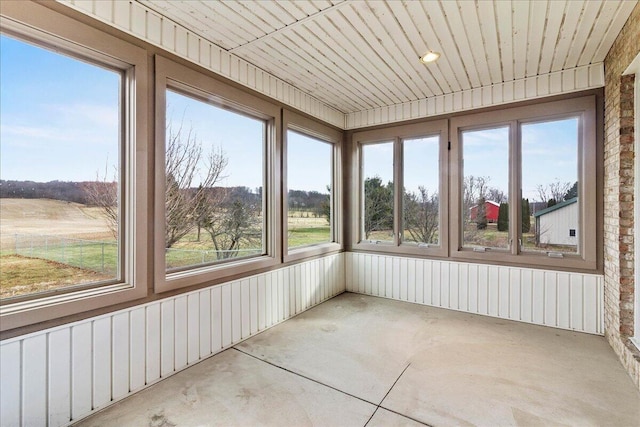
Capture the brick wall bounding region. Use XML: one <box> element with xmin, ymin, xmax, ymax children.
<box><xmin>604</xmin><ymin>2</ymin><xmax>640</xmax><ymax>390</ymax></box>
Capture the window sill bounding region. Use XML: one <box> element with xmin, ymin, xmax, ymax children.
<box><xmin>156</xmin><ymin>255</ymin><xmax>281</xmax><ymax>293</ymax></box>
<box><xmin>0</xmin><ymin>281</ymin><xmax>146</xmax><ymax>332</ymax></box>
<box><xmin>284</xmin><ymin>242</ymin><xmax>342</xmax><ymax>263</ymax></box>
<box><xmin>352</xmin><ymin>241</ymin><xmax>448</xmax><ymax>259</ymax></box>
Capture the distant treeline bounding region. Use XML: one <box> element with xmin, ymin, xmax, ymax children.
<box><xmin>0</xmin><ymin>180</ymin><xmax>91</xmax><ymax>204</ymax></box>
<box><xmin>0</xmin><ymin>180</ymin><xmax>329</xmax><ymax>212</ymax></box>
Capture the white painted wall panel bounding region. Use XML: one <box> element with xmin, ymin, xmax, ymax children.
<box><xmin>111</xmin><ymin>313</ymin><xmax>130</xmax><ymax>398</ymax></box>
<box><xmin>92</xmin><ymin>318</ymin><xmax>112</xmax><ymax>409</ymax></box>
<box><xmin>0</xmin><ymin>253</ymin><xmax>345</xmax><ymax>426</ymax></box>
<box><xmin>1</xmin><ymin>341</ymin><xmax>21</xmax><ymax>426</ymax></box>
<box><xmin>347</xmin><ymin>253</ymin><xmax>604</xmax><ymax>335</ymax></box>
<box><xmin>71</xmin><ymin>323</ymin><xmax>92</xmax><ymax>419</ymax></box>
<box><xmin>129</xmin><ymin>308</ymin><xmax>146</xmax><ymax>391</ymax></box>
<box><xmin>48</xmin><ymin>329</ymin><xmax>71</xmax><ymax>427</ymax></box>
<box><xmin>22</xmin><ymin>335</ymin><xmax>47</xmax><ymax>426</ymax></box>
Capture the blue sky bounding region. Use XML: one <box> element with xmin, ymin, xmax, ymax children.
<box><xmin>0</xmin><ymin>34</ymin><xmax>120</xmax><ymax>182</ymax></box>
<box><xmin>1</xmin><ymin>33</ymin><xmax>578</xmax><ymax>201</ymax></box>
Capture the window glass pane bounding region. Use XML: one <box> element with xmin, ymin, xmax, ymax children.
<box><xmin>0</xmin><ymin>34</ymin><xmax>121</xmax><ymax>300</ymax></box>
<box><xmin>522</xmin><ymin>117</ymin><xmax>579</xmax><ymax>254</ymax></box>
<box><xmin>361</xmin><ymin>142</ymin><xmax>394</xmax><ymax>242</ymax></box>
<box><xmin>461</xmin><ymin>126</ymin><xmax>510</xmax><ymax>250</ymax></box>
<box><xmin>287</xmin><ymin>130</ymin><xmax>332</xmax><ymax>249</ymax></box>
<box><xmin>402</xmin><ymin>136</ymin><xmax>439</xmax><ymax>246</ymax></box>
<box><xmin>165</xmin><ymin>90</ymin><xmax>265</xmax><ymax>271</ymax></box>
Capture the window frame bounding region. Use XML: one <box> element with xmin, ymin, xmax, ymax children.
<box><xmin>154</xmin><ymin>56</ymin><xmax>282</xmax><ymax>293</ymax></box>
<box><xmin>351</xmin><ymin>120</ymin><xmax>449</xmax><ymax>258</ymax></box>
<box><xmin>0</xmin><ymin>2</ymin><xmax>149</xmax><ymax>331</ymax></box>
<box><xmin>450</xmin><ymin>95</ymin><xmax>597</xmax><ymax>270</ymax></box>
<box><xmin>283</xmin><ymin>110</ymin><xmax>342</xmax><ymax>263</ymax></box>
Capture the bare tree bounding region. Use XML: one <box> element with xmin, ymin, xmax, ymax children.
<box><xmin>403</xmin><ymin>187</ymin><xmax>439</xmax><ymax>244</ymax></box>
<box><xmin>463</xmin><ymin>175</ymin><xmax>490</xmax><ymax>224</ymax></box>
<box><xmin>83</xmin><ymin>164</ymin><xmax>118</xmax><ymax>239</ymax></box>
<box><xmin>488</xmin><ymin>187</ymin><xmax>507</xmax><ymax>204</ymax></box>
<box><xmin>535</xmin><ymin>181</ymin><xmax>571</xmax><ymax>206</ymax></box>
<box><xmin>164</xmin><ymin>121</ymin><xmax>227</xmax><ymax>248</ymax></box>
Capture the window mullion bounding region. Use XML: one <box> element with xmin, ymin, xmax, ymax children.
<box><xmin>394</xmin><ymin>137</ymin><xmax>403</xmax><ymax>246</ymax></box>
<box><xmin>510</xmin><ymin>121</ymin><xmax>521</xmax><ymax>255</ymax></box>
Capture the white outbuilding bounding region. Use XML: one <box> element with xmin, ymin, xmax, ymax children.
<box><xmin>534</xmin><ymin>197</ymin><xmax>578</xmax><ymax>247</ymax></box>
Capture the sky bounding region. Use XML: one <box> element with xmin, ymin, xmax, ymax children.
<box><xmin>363</xmin><ymin>119</ymin><xmax>578</xmax><ymax>202</ymax></box>
<box><xmin>1</xmin><ymin>33</ymin><xmax>578</xmax><ymax>201</ymax></box>
<box><xmin>0</xmin><ymin>34</ymin><xmax>120</xmax><ymax>182</ymax></box>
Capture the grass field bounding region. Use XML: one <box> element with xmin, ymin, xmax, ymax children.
<box><xmin>0</xmin><ymin>254</ymin><xmax>113</xmax><ymax>299</ymax></box>
<box><xmin>0</xmin><ymin>199</ymin><xmax>333</xmax><ymax>297</ymax></box>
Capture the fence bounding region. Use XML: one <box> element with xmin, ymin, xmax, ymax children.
<box><xmin>12</xmin><ymin>234</ymin><xmax>262</xmax><ymax>273</ymax></box>
<box><xmin>14</xmin><ymin>234</ymin><xmax>118</xmax><ymax>275</ymax></box>
<box><xmin>165</xmin><ymin>247</ymin><xmax>262</xmax><ymax>269</ymax></box>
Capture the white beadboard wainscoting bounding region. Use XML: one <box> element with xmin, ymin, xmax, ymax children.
<box><xmin>0</xmin><ymin>253</ymin><xmax>345</xmax><ymax>427</ymax></box>
<box><xmin>346</xmin><ymin>253</ymin><xmax>604</xmax><ymax>335</ymax></box>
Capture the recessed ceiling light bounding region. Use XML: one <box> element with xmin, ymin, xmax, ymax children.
<box><xmin>419</xmin><ymin>51</ymin><xmax>440</xmax><ymax>64</ymax></box>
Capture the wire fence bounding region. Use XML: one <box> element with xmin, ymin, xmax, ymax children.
<box><xmin>14</xmin><ymin>234</ymin><xmax>118</xmax><ymax>275</ymax></box>
<box><xmin>165</xmin><ymin>247</ymin><xmax>262</xmax><ymax>269</ymax></box>
<box><xmin>12</xmin><ymin>234</ymin><xmax>262</xmax><ymax>273</ymax></box>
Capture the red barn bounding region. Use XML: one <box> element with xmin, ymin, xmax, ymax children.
<box><xmin>469</xmin><ymin>200</ymin><xmax>500</xmax><ymax>223</ymax></box>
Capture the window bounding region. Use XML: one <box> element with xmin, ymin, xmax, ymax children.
<box><xmin>402</xmin><ymin>136</ymin><xmax>441</xmax><ymax>247</ymax></box>
<box><xmin>0</xmin><ymin>33</ymin><xmax>122</xmax><ymax>300</ymax></box>
<box><xmin>460</xmin><ymin>126</ymin><xmax>510</xmax><ymax>251</ymax></box>
<box><xmin>352</xmin><ymin>120</ymin><xmax>448</xmax><ymax>257</ymax></box>
<box><xmin>283</xmin><ymin>110</ymin><xmax>341</xmax><ymax>261</ymax></box>
<box><xmin>522</xmin><ymin>118</ymin><xmax>579</xmax><ymax>254</ymax></box>
<box><xmin>361</xmin><ymin>142</ymin><xmax>395</xmax><ymax>243</ymax></box>
<box><xmin>451</xmin><ymin>96</ymin><xmax>597</xmax><ymax>270</ymax></box>
<box><xmin>0</xmin><ymin>2</ymin><xmax>148</xmax><ymax>331</ymax></box>
<box><xmin>155</xmin><ymin>56</ymin><xmax>280</xmax><ymax>292</ymax></box>
<box><xmin>163</xmin><ymin>89</ymin><xmax>266</xmax><ymax>272</ymax></box>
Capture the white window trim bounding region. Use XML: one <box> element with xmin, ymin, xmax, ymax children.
<box><xmin>154</xmin><ymin>56</ymin><xmax>282</xmax><ymax>293</ymax></box>
<box><xmin>283</xmin><ymin>110</ymin><xmax>342</xmax><ymax>263</ymax></box>
<box><xmin>0</xmin><ymin>2</ymin><xmax>149</xmax><ymax>331</ymax></box>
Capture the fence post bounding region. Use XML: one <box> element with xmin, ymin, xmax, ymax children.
<box><xmin>102</xmin><ymin>243</ymin><xmax>105</xmax><ymax>273</ymax></box>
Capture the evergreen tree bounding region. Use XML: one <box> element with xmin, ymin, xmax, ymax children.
<box><xmin>522</xmin><ymin>198</ymin><xmax>531</xmax><ymax>233</ymax></box>
<box><xmin>497</xmin><ymin>202</ymin><xmax>509</xmax><ymax>232</ymax></box>
<box><xmin>564</xmin><ymin>181</ymin><xmax>578</xmax><ymax>200</ymax></box>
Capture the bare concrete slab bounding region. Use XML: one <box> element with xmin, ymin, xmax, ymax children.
<box><xmin>77</xmin><ymin>293</ymin><xmax>640</xmax><ymax>426</ymax></box>
<box><xmin>76</xmin><ymin>349</ymin><xmax>375</xmax><ymax>427</ymax></box>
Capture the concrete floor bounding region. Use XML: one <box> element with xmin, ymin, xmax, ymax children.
<box><xmin>77</xmin><ymin>293</ymin><xmax>640</xmax><ymax>427</ymax></box>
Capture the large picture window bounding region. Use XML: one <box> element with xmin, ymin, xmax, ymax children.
<box><xmin>0</xmin><ymin>2</ymin><xmax>148</xmax><ymax>331</ymax></box>
<box><xmin>155</xmin><ymin>56</ymin><xmax>280</xmax><ymax>292</ymax></box>
<box><xmin>164</xmin><ymin>89</ymin><xmax>266</xmax><ymax>272</ymax></box>
<box><xmin>0</xmin><ymin>34</ymin><xmax>122</xmax><ymax>300</ymax></box>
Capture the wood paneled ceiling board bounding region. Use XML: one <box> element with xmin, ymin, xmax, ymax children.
<box><xmin>137</xmin><ymin>0</ymin><xmax>637</xmax><ymax>120</ymax></box>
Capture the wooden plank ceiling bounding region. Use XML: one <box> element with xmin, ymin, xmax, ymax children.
<box><xmin>140</xmin><ymin>0</ymin><xmax>637</xmax><ymax>114</ymax></box>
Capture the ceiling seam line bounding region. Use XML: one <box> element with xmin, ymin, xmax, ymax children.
<box><xmin>229</xmin><ymin>1</ymin><xmax>350</xmax><ymax>54</ymax></box>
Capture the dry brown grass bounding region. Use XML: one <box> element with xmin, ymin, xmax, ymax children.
<box><xmin>0</xmin><ymin>199</ymin><xmax>112</xmax><ymax>250</ymax></box>
<box><xmin>0</xmin><ymin>254</ymin><xmax>112</xmax><ymax>299</ymax></box>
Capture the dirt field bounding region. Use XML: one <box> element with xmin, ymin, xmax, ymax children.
<box><xmin>0</xmin><ymin>198</ymin><xmax>113</xmax><ymax>250</ymax></box>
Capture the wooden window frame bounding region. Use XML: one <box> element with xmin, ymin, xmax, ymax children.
<box><xmin>283</xmin><ymin>110</ymin><xmax>342</xmax><ymax>263</ymax></box>
<box><xmin>351</xmin><ymin>120</ymin><xmax>449</xmax><ymax>258</ymax></box>
<box><xmin>0</xmin><ymin>1</ymin><xmax>149</xmax><ymax>331</ymax></box>
<box><xmin>154</xmin><ymin>56</ymin><xmax>282</xmax><ymax>293</ymax></box>
<box><xmin>450</xmin><ymin>95</ymin><xmax>597</xmax><ymax>271</ymax></box>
